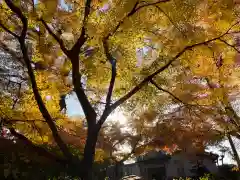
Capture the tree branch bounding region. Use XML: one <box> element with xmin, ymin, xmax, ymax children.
<box><xmin>204</xmin><ymin>77</ymin><xmax>240</xmax><ymax>131</ymax></box>
<box><xmin>8</xmin><ymin>127</ymin><xmax>67</xmax><ymax>163</ymax></box>
<box><xmin>104</xmin><ymin>23</ymin><xmax>239</xmax><ymax>119</ymax></box>
<box><xmin>4</xmin><ymin>0</ymin><xmax>74</xmax><ymax>161</ymax></box>
<box><xmin>105</xmin><ymin>1</ymin><xmax>139</xmax><ymax>39</ymax></box>
<box><xmin>131</xmin><ymin>0</ymin><xmax>171</xmax><ymax>16</ymax></box>
<box><xmin>40</xmin><ymin>19</ymin><xmax>69</xmax><ymax>56</ymax></box>
<box><xmin>41</xmin><ymin>0</ymin><xmax>92</xmax><ymax>55</ymax></box>
<box><xmin>230</xmin><ymin>131</ymin><xmax>240</xmax><ymax>140</ymax></box>
<box><xmin>30</xmin><ymin>0</ymin><xmax>35</xmax><ymax>12</ymax></box>
<box><xmin>0</xmin><ymin>21</ymin><xmax>19</xmax><ymax>38</ymax></box>
<box><xmin>103</xmin><ymin>41</ymin><xmax>116</xmax><ymax>107</ymax></box>
<box><xmin>67</xmin><ymin>0</ymin><xmax>97</xmax><ymax>127</ymax></box>
<box><xmin>154</xmin><ymin>5</ymin><xmax>186</xmax><ymax>38</ymax></box>
<box><xmin>6</xmin><ymin>119</ymin><xmax>46</xmax><ymax>123</ymax></box>
<box><xmin>4</xmin><ymin>0</ymin><xmax>27</xmax><ymax>39</ymax></box>
<box><xmin>2</xmin><ymin>116</ymin><xmax>66</xmax><ymax>163</ymax></box>
<box><xmin>71</xmin><ymin>58</ymin><xmax>97</xmax><ymax>126</ymax></box>
<box><xmin>118</xmin><ymin>135</ymin><xmax>142</xmax><ymax>164</ymax></box>
<box><xmin>219</xmin><ymin>38</ymin><xmax>240</xmax><ymax>53</ymax></box>
<box><xmin>40</xmin><ymin>1</ymin><xmax>96</xmax><ymax>126</ymax></box>
<box><xmin>138</xmin><ymin>0</ymin><xmax>171</xmax><ymax>9</ymax></box>
<box><xmin>40</xmin><ymin>6</ymin><xmax>97</xmax><ymax>126</ymax></box>
<box><xmin>97</xmin><ymin>39</ymin><xmax>117</xmax><ymax>126</ymax></box>
<box><xmin>150</xmin><ymin>79</ymin><xmax>184</xmax><ymax>103</ymax></box>
<box><xmin>105</xmin><ymin>0</ymin><xmax>171</xmax><ymax>39</ymax></box>
<box><xmin>70</xmin><ymin>0</ymin><xmax>92</xmax><ymax>54</ymax></box>
<box><xmin>96</xmin><ymin>1</ymin><xmax>174</xmax><ymax>127</ymax></box>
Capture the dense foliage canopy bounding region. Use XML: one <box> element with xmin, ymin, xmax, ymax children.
<box><xmin>0</xmin><ymin>0</ymin><xmax>240</xmax><ymax>179</ymax></box>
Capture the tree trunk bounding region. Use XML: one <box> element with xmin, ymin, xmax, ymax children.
<box><xmin>81</xmin><ymin>125</ymin><xmax>100</xmax><ymax>180</ymax></box>
<box><xmin>227</xmin><ymin>133</ymin><xmax>240</xmax><ymax>167</ymax></box>
<box><xmin>19</xmin><ymin>40</ymin><xmax>74</xmax><ymax>161</ymax></box>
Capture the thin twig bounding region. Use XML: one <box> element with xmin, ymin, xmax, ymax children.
<box><xmin>219</xmin><ymin>38</ymin><xmax>240</xmax><ymax>53</ymax></box>
<box><xmin>40</xmin><ymin>19</ymin><xmax>69</xmax><ymax>55</ymax></box>
<box><xmin>154</xmin><ymin>5</ymin><xmax>186</xmax><ymax>38</ymax></box>
<box><xmin>105</xmin><ymin>0</ymin><xmax>171</xmax><ymax>39</ymax></box>
<box><xmin>150</xmin><ymin>79</ymin><xmax>183</xmax><ymax>103</ymax></box>
<box><xmin>0</xmin><ymin>21</ymin><xmax>19</xmax><ymax>38</ymax></box>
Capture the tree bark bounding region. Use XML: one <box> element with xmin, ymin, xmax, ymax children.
<box><xmin>227</xmin><ymin>133</ymin><xmax>240</xmax><ymax>167</ymax></box>
<box><xmin>81</xmin><ymin>124</ymin><xmax>100</xmax><ymax>180</ymax></box>
<box><xmin>19</xmin><ymin>40</ymin><xmax>74</xmax><ymax>160</ymax></box>
<box><xmin>3</xmin><ymin>0</ymin><xmax>74</xmax><ymax>161</ymax></box>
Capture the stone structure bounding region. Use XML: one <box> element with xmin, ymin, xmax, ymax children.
<box><xmin>165</xmin><ymin>151</ymin><xmax>219</xmax><ymax>179</ymax></box>
<box><xmin>106</xmin><ymin>150</ymin><xmax>219</xmax><ymax>180</ymax></box>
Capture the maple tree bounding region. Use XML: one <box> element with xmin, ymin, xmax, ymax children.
<box><xmin>170</xmin><ymin>34</ymin><xmax>240</xmax><ymax>166</ymax></box>
<box><xmin>1</xmin><ymin>0</ymin><xmax>240</xmax><ymax>179</ymax></box>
